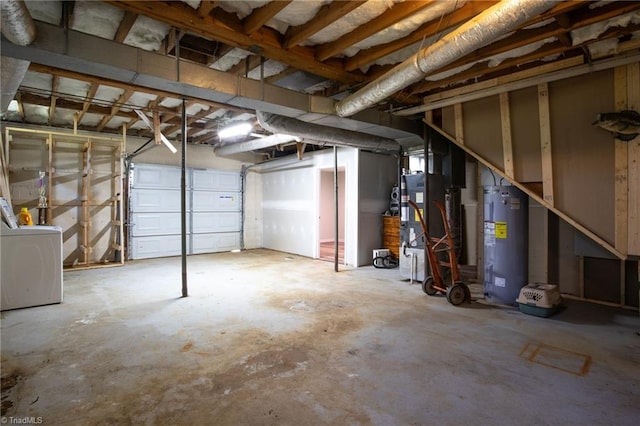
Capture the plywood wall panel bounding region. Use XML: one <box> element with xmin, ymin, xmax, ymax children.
<box><xmin>462</xmin><ymin>96</ymin><xmax>504</xmax><ymax>171</ymax></box>
<box><xmin>510</xmin><ymin>86</ymin><xmax>542</xmax><ymax>183</ymax></box>
<box><xmin>549</xmin><ymin>69</ymin><xmax>615</xmax><ymax>245</ymax></box>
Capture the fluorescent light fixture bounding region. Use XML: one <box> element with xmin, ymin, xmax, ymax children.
<box><xmin>218</xmin><ymin>122</ymin><xmax>252</xmax><ymax>139</ymax></box>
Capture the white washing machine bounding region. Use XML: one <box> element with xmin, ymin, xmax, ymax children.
<box><xmin>1</xmin><ymin>222</ymin><xmax>63</xmax><ymax>311</ymax></box>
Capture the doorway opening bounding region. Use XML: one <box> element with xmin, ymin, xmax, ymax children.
<box><xmin>319</xmin><ymin>168</ymin><xmax>345</xmax><ymax>263</ymax></box>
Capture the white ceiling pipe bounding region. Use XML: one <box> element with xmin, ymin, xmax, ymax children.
<box><xmin>214</xmin><ymin>134</ymin><xmax>300</xmax><ymax>156</ymax></box>
<box><xmin>335</xmin><ymin>0</ymin><xmax>559</xmax><ymax>118</ymax></box>
<box><xmin>1</xmin><ymin>0</ymin><xmax>36</xmax><ymax>113</ymax></box>
<box><xmin>257</xmin><ymin>112</ymin><xmax>400</xmax><ymax>152</ymax></box>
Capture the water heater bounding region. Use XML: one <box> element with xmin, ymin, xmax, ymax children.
<box><xmin>483</xmin><ymin>185</ymin><xmax>528</xmax><ymax>305</ymax></box>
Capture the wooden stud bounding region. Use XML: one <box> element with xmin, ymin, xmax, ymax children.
<box><xmin>296</xmin><ymin>142</ymin><xmax>306</xmax><ymax>160</ymax></box>
<box><xmin>424</xmin><ymin>110</ymin><xmax>433</xmax><ymax>124</ymax></box>
<box><xmin>499</xmin><ymin>92</ymin><xmax>515</xmax><ymax>179</ymax></box>
<box><xmin>454</xmin><ymin>103</ymin><xmax>464</xmax><ymax>145</ymax></box>
<box><xmin>153</xmin><ymin>110</ymin><xmax>161</xmax><ymax>145</ymax></box>
<box><xmin>538</xmin><ymin>83</ymin><xmax>554</xmax><ymax>206</ymax></box>
<box><xmin>47</xmin><ymin>135</ymin><xmax>53</xmax><ymax>225</ymax></box>
<box><xmin>627</xmin><ymin>62</ymin><xmax>640</xmax><ymax>256</ymax></box>
<box><xmin>613</xmin><ymin>66</ymin><xmax>629</xmax><ymax>256</ymax></box>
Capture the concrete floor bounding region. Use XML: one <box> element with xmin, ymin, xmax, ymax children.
<box><xmin>1</xmin><ymin>249</ymin><xmax>639</xmax><ymax>425</ymax></box>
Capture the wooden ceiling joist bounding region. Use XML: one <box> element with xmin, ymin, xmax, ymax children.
<box><xmin>96</xmin><ymin>89</ymin><xmax>134</xmax><ymax>132</ymax></box>
<box><xmin>104</xmin><ymin>1</ymin><xmax>364</xmax><ymax>84</ymax></box>
<box><xmin>283</xmin><ymin>1</ymin><xmax>366</xmax><ymax>49</ymax></box>
<box><xmin>411</xmin><ymin>20</ymin><xmax>640</xmax><ymax>96</ymax></box>
<box><xmin>344</xmin><ymin>1</ymin><xmax>497</xmax><ymax>72</ymax></box>
<box><xmin>316</xmin><ymin>0</ymin><xmax>437</xmax><ymax>62</ymax></box>
<box><xmin>163</xmin><ymin>106</ymin><xmax>215</xmax><ymax>136</ymax></box>
<box><xmin>114</xmin><ymin>11</ymin><xmax>138</xmax><ymax>43</ymax></box>
<box><xmin>197</xmin><ymin>0</ymin><xmax>218</xmax><ymax>19</ymax></box>
<box><xmin>243</xmin><ymin>1</ymin><xmax>292</xmax><ymax>35</ymax></box>
<box><xmin>76</xmin><ymin>83</ymin><xmax>99</xmax><ymax>124</ymax></box>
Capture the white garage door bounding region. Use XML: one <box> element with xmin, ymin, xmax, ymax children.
<box><xmin>129</xmin><ymin>164</ymin><xmax>241</xmax><ymax>259</ymax></box>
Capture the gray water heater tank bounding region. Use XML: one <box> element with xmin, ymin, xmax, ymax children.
<box><xmin>483</xmin><ymin>185</ymin><xmax>528</xmax><ymax>305</ymax></box>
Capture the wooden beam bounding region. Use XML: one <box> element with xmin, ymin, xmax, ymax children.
<box><xmin>295</xmin><ymin>142</ymin><xmax>306</xmax><ymax>160</ymax></box>
<box><xmin>345</xmin><ymin>1</ymin><xmax>497</xmax><ymax>72</ymax></box>
<box><xmin>411</xmin><ymin>42</ymin><xmax>568</xmax><ymax>95</ymax></box>
<box><xmin>160</xmin><ymin>28</ymin><xmax>186</xmax><ymax>56</ymax></box>
<box><xmin>48</xmin><ymin>76</ymin><xmax>59</xmax><ymax>125</ymax></box>
<box><xmin>284</xmin><ymin>1</ymin><xmax>365</xmax><ymax>49</ymax></box>
<box><xmin>421</xmin><ymin>1</ymin><xmax>640</xmax><ymax>83</ymax></box>
<box><xmin>537</xmin><ymin>83</ymin><xmax>554</xmax><ymax>206</ymax></box>
<box><xmin>96</xmin><ymin>89</ymin><xmax>134</xmax><ymax>132</ymax></box>
<box><xmin>153</xmin><ymin>110</ymin><xmax>161</xmax><ymax>145</ymax></box>
<box><xmin>243</xmin><ymin>1</ymin><xmax>292</xmax><ymax>35</ymax></box>
<box><xmin>627</xmin><ymin>62</ymin><xmax>640</xmax><ymax>255</ymax></box>
<box><xmin>422</xmin><ymin>56</ymin><xmax>584</xmax><ymax>105</ymax></box>
<box><xmin>76</xmin><ymin>83</ymin><xmax>99</xmax><ymax>124</ymax></box>
<box><xmin>614</xmin><ymin>66</ymin><xmax>629</xmax><ymax>255</ymax></box>
<box><xmin>197</xmin><ymin>0</ymin><xmax>218</xmax><ymax>18</ymax></box>
<box><xmin>454</xmin><ymin>103</ymin><xmax>464</xmax><ymax>145</ymax></box>
<box><xmin>499</xmin><ymin>92</ymin><xmax>514</xmax><ymax>179</ymax></box>
<box><xmin>316</xmin><ymin>0</ymin><xmax>436</xmax><ymax>61</ymax></box>
<box><xmin>104</xmin><ymin>0</ymin><xmax>363</xmax><ymax>85</ymax></box>
<box><xmin>229</xmin><ymin>54</ymin><xmax>263</xmax><ymax>76</ymax></box>
<box><xmin>21</xmin><ymin>91</ymin><xmax>140</xmax><ymax>123</ymax></box>
<box><xmin>163</xmin><ymin>106</ymin><xmax>215</xmax><ymax>136</ymax></box>
<box><xmin>127</xmin><ymin>96</ymin><xmax>164</xmax><ymax>128</ymax></box>
<box><xmin>114</xmin><ymin>11</ymin><xmax>138</xmax><ymax>43</ymax></box>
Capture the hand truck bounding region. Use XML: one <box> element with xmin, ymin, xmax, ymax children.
<box><xmin>407</xmin><ymin>199</ymin><xmax>470</xmax><ymax>306</ymax></box>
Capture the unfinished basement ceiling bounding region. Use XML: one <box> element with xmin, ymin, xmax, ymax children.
<box><xmin>2</xmin><ymin>0</ymin><xmax>640</xmax><ymax>157</ymax></box>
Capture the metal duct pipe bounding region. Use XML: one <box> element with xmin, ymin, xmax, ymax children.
<box><xmin>257</xmin><ymin>112</ymin><xmax>400</xmax><ymax>152</ymax></box>
<box><xmin>214</xmin><ymin>134</ymin><xmax>300</xmax><ymax>156</ymax></box>
<box><xmin>335</xmin><ymin>0</ymin><xmax>558</xmax><ymax>117</ymax></box>
<box><xmin>1</xmin><ymin>0</ymin><xmax>36</xmax><ymax>113</ymax></box>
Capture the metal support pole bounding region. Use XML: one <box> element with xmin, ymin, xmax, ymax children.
<box><xmin>181</xmin><ymin>100</ymin><xmax>188</xmax><ymax>297</ymax></box>
<box><xmin>334</xmin><ymin>145</ymin><xmax>339</xmax><ymax>272</ymax></box>
<box><xmin>178</xmin><ymin>35</ymin><xmax>188</xmax><ymax>297</ymax></box>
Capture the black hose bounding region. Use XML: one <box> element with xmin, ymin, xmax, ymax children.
<box><xmin>373</xmin><ymin>255</ymin><xmax>399</xmax><ymax>269</ymax></box>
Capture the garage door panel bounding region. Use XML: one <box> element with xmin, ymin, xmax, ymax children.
<box><xmin>131</xmin><ymin>212</ymin><xmax>190</xmax><ymax>237</ymax></box>
<box><xmin>132</xmin><ymin>164</ymin><xmax>186</xmax><ymax>189</ymax></box>
<box><xmin>131</xmin><ymin>235</ymin><xmax>191</xmax><ymax>259</ymax></box>
<box><xmin>192</xmin><ymin>233</ymin><xmax>240</xmax><ymax>254</ymax></box>
<box><xmin>131</xmin><ymin>189</ymin><xmax>184</xmax><ymax>212</ymax></box>
<box><xmin>192</xmin><ymin>191</ymin><xmax>240</xmax><ymax>211</ymax></box>
<box><xmin>192</xmin><ymin>169</ymin><xmax>240</xmax><ymax>191</ymax></box>
<box><xmin>130</xmin><ymin>164</ymin><xmax>240</xmax><ymax>259</ymax></box>
<box><xmin>192</xmin><ymin>212</ymin><xmax>241</xmax><ymax>233</ymax></box>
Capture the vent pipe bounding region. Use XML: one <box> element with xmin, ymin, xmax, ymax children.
<box><xmin>335</xmin><ymin>0</ymin><xmax>558</xmax><ymax>117</ymax></box>
<box><xmin>1</xmin><ymin>0</ymin><xmax>36</xmax><ymax>113</ymax></box>
<box><xmin>214</xmin><ymin>134</ymin><xmax>300</xmax><ymax>156</ymax></box>
<box><xmin>257</xmin><ymin>112</ymin><xmax>400</xmax><ymax>152</ymax></box>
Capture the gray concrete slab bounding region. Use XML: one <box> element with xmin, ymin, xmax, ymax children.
<box><xmin>1</xmin><ymin>249</ymin><xmax>639</xmax><ymax>425</ymax></box>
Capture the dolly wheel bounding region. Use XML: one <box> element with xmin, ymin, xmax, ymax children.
<box><xmin>422</xmin><ymin>276</ymin><xmax>437</xmax><ymax>296</ymax></box>
<box><xmin>446</xmin><ymin>284</ymin><xmax>467</xmax><ymax>306</ymax></box>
